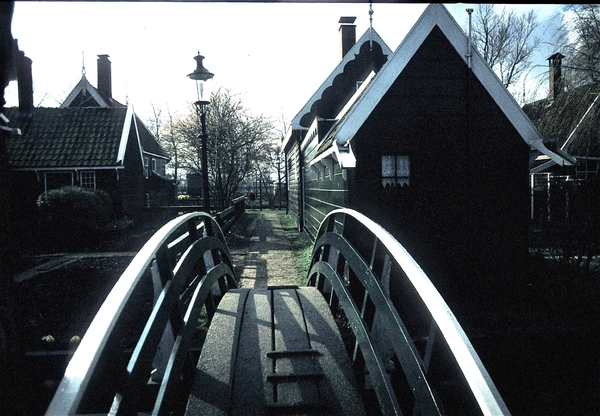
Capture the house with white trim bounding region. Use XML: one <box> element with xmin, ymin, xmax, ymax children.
<box><xmin>284</xmin><ymin>4</ymin><xmax>572</xmax><ymax>298</ymax></box>
<box><xmin>4</xmin><ymin>51</ymin><xmax>172</xmax><ymax>218</ymax></box>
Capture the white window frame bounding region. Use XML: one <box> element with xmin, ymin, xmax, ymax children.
<box><xmin>80</xmin><ymin>171</ymin><xmax>96</xmax><ymax>189</ymax></box>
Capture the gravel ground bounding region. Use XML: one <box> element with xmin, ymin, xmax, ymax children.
<box><xmin>229</xmin><ymin>210</ymin><xmax>303</xmax><ymax>289</ymax></box>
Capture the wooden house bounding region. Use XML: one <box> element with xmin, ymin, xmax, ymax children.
<box><xmin>284</xmin><ymin>4</ymin><xmax>570</xmax><ymax>299</ymax></box>
<box><xmin>524</xmin><ymin>54</ymin><xmax>600</xmax><ymax>179</ymax></box>
<box><xmin>4</xmin><ymin>51</ymin><xmax>172</xmax><ymax>220</ymax></box>
<box><xmin>283</xmin><ymin>16</ymin><xmax>393</xmax><ymax>232</ymax></box>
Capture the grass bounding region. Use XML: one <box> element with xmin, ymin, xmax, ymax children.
<box><xmin>277</xmin><ymin>212</ymin><xmax>314</xmax><ymax>283</ymax></box>
<box><xmin>224</xmin><ymin>210</ymin><xmax>258</xmax><ymax>250</ymax></box>
<box><xmin>224</xmin><ymin>209</ymin><xmax>313</xmax><ymax>285</ymax></box>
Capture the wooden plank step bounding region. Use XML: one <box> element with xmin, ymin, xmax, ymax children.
<box><xmin>185</xmin><ymin>287</ymin><xmax>366</xmax><ymax>415</ymax></box>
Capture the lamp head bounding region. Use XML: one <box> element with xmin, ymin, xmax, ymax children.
<box><xmin>188</xmin><ymin>53</ymin><xmax>214</xmax><ymax>107</ymax></box>
<box><xmin>188</xmin><ymin>54</ymin><xmax>214</xmax><ymax>81</ymax></box>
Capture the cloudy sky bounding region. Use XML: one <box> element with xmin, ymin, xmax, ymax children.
<box><xmin>4</xmin><ymin>2</ymin><xmax>565</xmax><ymax>126</ymax></box>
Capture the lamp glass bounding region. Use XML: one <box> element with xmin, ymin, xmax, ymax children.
<box><xmin>188</xmin><ymin>54</ymin><xmax>214</xmax><ymax>107</ymax></box>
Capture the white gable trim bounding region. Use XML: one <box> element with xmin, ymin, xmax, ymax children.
<box><xmin>60</xmin><ymin>75</ymin><xmax>110</xmax><ymax>108</ymax></box>
<box><xmin>331</xmin><ymin>3</ymin><xmax>570</xmax><ymax>167</ymax></box>
<box><xmin>116</xmin><ymin>105</ymin><xmax>134</xmax><ymax>164</ymax></box>
<box><xmin>289</xmin><ymin>28</ymin><xmax>393</xmax><ymax>132</ymax></box>
<box><xmin>131</xmin><ymin>108</ymin><xmax>146</xmax><ymax>168</ymax></box>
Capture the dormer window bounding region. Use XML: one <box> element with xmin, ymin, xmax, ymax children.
<box><xmin>382</xmin><ymin>155</ymin><xmax>410</xmax><ymax>187</ymax></box>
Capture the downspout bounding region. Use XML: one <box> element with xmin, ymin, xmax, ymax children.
<box><xmin>466</xmin><ymin>8</ymin><xmax>473</xmax><ymax>69</ymax></box>
<box><xmin>299</xmin><ymin>136</ymin><xmax>305</xmax><ymax>232</ymax></box>
<box><xmin>285</xmin><ymin>154</ymin><xmax>289</xmax><ymax>215</ymax></box>
<box><xmin>466</xmin><ymin>8</ymin><xmax>474</xmax><ymax>264</ymax></box>
<box><xmin>369</xmin><ymin>2</ymin><xmax>374</xmax><ymax>51</ymax></box>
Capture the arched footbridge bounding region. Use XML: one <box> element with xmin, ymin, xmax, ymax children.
<box><xmin>46</xmin><ymin>209</ymin><xmax>510</xmax><ymax>415</ymax></box>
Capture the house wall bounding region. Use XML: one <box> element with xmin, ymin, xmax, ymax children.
<box><xmin>302</xmin><ymin>140</ymin><xmax>350</xmax><ymax>240</ymax></box>
<box><xmin>118</xmin><ymin>126</ymin><xmax>146</xmax><ymax>217</ymax></box>
<box><xmin>349</xmin><ymin>26</ymin><xmax>530</xmax><ymax>298</ymax></box>
<box><xmin>286</xmin><ymin>138</ymin><xmax>303</xmax><ymax>230</ymax></box>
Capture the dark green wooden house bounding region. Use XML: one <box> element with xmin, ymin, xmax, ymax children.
<box><xmin>284</xmin><ymin>4</ymin><xmax>570</xmax><ymax>300</ymax></box>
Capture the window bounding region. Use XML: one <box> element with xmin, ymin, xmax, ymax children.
<box><xmin>575</xmin><ymin>160</ymin><xmax>599</xmax><ymax>179</ymax></box>
<box><xmin>80</xmin><ymin>171</ymin><xmax>96</xmax><ymax>189</ymax></box>
<box><xmin>382</xmin><ymin>155</ymin><xmax>410</xmax><ymax>187</ymax></box>
<box><xmin>144</xmin><ymin>156</ymin><xmax>149</xmax><ymax>178</ymax></box>
<box><xmin>151</xmin><ymin>158</ymin><xmax>157</xmax><ymax>173</ymax></box>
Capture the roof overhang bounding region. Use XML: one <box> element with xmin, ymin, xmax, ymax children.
<box><xmin>11</xmin><ymin>166</ymin><xmax>125</xmax><ymax>171</ymax></box>
<box><xmin>116</xmin><ymin>104</ymin><xmax>134</xmax><ymax>164</ymax></box>
<box><xmin>310</xmin><ymin>139</ymin><xmax>355</xmax><ymax>169</ymax></box>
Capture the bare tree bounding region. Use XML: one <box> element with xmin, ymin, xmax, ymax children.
<box><xmin>558</xmin><ymin>4</ymin><xmax>600</xmax><ymax>87</ymax></box>
<box><xmin>173</xmin><ymin>88</ymin><xmax>276</xmax><ymax>210</ymax></box>
<box><xmin>472</xmin><ymin>4</ymin><xmax>541</xmax><ymax>88</ymax></box>
<box><xmin>268</xmin><ymin>116</ymin><xmax>287</xmax><ymax>210</ymax></box>
<box><xmin>147</xmin><ymin>104</ymin><xmax>185</xmax><ymax>184</ymax></box>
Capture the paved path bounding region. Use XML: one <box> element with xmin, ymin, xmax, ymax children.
<box><xmin>13</xmin><ymin>251</ymin><xmax>137</xmax><ymax>283</ymax></box>
<box><xmin>232</xmin><ymin>210</ymin><xmax>301</xmax><ymax>289</ymax></box>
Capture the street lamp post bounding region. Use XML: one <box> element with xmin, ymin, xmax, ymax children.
<box><xmin>188</xmin><ymin>53</ymin><xmax>214</xmax><ymax>212</ymax></box>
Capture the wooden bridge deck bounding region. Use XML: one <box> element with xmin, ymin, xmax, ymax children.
<box><xmin>185</xmin><ymin>287</ymin><xmax>365</xmax><ymax>415</ymax></box>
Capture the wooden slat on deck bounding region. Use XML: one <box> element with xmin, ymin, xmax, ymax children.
<box><xmin>185</xmin><ymin>287</ymin><xmax>366</xmax><ymax>415</ymax></box>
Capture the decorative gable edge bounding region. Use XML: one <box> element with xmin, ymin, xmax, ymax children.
<box><xmin>287</xmin><ymin>27</ymin><xmax>393</xmax><ymax>133</ymax></box>
<box><xmin>329</xmin><ymin>3</ymin><xmax>572</xmax><ymax>168</ymax></box>
<box><xmin>60</xmin><ymin>75</ymin><xmax>110</xmax><ymax>108</ymax></box>
<box><xmin>308</xmin><ymin>71</ymin><xmax>377</xmax><ymax>170</ymax></box>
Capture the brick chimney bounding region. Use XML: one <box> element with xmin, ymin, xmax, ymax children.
<box><xmin>97</xmin><ymin>54</ymin><xmax>112</xmax><ymax>101</ymax></box>
<box><xmin>16</xmin><ymin>48</ymin><xmax>33</xmax><ymax>111</ymax></box>
<box><xmin>548</xmin><ymin>52</ymin><xmax>564</xmax><ymax>101</ymax></box>
<box><xmin>339</xmin><ymin>16</ymin><xmax>356</xmax><ymax>60</ymax></box>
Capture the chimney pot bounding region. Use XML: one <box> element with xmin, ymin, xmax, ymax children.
<box><xmin>97</xmin><ymin>54</ymin><xmax>112</xmax><ymax>101</ymax></box>
<box><xmin>17</xmin><ymin>49</ymin><xmax>33</xmax><ymax>111</ymax></box>
<box><xmin>339</xmin><ymin>16</ymin><xmax>356</xmax><ymax>60</ymax></box>
<box><xmin>548</xmin><ymin>52</ymin><xmax>564</xmax><ymax>101</ymax></box>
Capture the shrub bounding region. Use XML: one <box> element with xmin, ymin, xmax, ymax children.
<box><xmin>37</xmin><ymin>186</ymin><xmax>114</xmax><ymax>250</ymax></box>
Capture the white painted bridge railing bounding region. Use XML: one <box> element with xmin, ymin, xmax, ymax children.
<box><xmin>46</xmin><ymin>212</ymin><xmax>236</xmax><ymax>415</ymax></box>
<box><xmin>307</xmin><ymin>209</ymin><xmax>510</xmax><ymax>416</ymax></box>
<box><xmin>47</xmin><ymin>208</ymin><xmax>509</xmax><ymax>415</ymax></box>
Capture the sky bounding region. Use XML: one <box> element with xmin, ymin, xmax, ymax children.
<box><xmin>4</xmin><ymin>2</ymin><xmax>565</xmax><ymax>128</ymax></box>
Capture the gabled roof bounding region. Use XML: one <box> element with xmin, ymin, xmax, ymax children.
<box><xmin>283</xmin><ymin>26</ymin><xmax>392</xmax><ymax>150</ymax></box>
<box><xmin>4</xmin><ymin>105</ymin><xmax>166</xmax><ymax>169</ymax></box>
<box><xmin>523</xmin><ymin>82</ymin><xmax>600</xmax><ymax>158</ymax></box>
<box><xmin>135</xmin><ymin>113</ymin><xmax>168</xmax><ymax>158</ymax></box>
<box><xmin>321</xmin><ymin>4</ymin><xmax>570</xmax><ymax>167</ymax></box>
<box><xmin>5</xmin><ymin>107</ymin><xmax>127</xmax><ymax>168</ymax></box>
<box><xmin>61</xmin><ymin>74</ymin><xmax>125</xmax><ymax>109</ymax></box>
